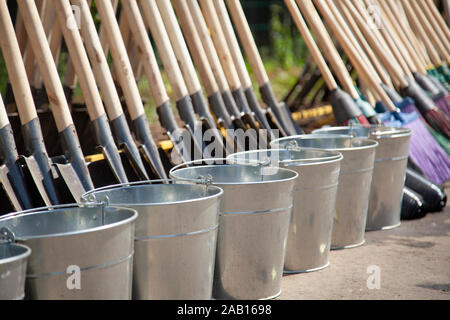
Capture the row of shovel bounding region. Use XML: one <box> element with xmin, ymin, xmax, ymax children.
<box><xmin>0</xmin><ymin>0</ymin><xmax>304</xmax><ymax>215</ymax></box>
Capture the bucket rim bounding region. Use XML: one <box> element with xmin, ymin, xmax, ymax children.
<box><xmin>0</xmin><ymin>204</ymin><xmax>138</xmax><ymax>241</ymax></box>
<box><xmin>0</xmin><ymin>243</ymin><xmax>31</xmax><ymax>265</ymax></box>
<box><xmin>312</xmin><ymin>125</ymin><xmax>412</xmax><ymax>139</ymax></box>
<box><xmin>81</xmin><ymin>183</ymin><xmax>224</xmax><ymax>207</ymax></box>
<box><xmin>170</xmin><ymin>164</ymin><xmax>299</xmax><ymax>186</ymax></box>
<box><xmin>271</xmin><ymin>134</ymin><xmax>379</xmax><ymax>151</ymax></box>
<box><xmin>227</xmin><ymin>149</ymin><xmax>344</xmax><ymax>167</ymax></box>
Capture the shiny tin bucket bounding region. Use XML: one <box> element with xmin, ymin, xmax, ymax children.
<box><xmin>170</xmin><ymin>161</ymin><xmax>298</xmax><ymax>300</ymax></box>
<box><xmin>313</xmin><ymin>126</ymin><xmax>412</xmax><ymax>230</ymax></box>
<box><xmin>0</xmin><ymin>204</ymin><xmax>137</xmax><ymax>300</ymax></box>
<box><xmin>0</xmin><ymin>242</ymin><xmax>31</xmax><ymax>300</ymax></box>
<box><xmin>272</xmin><ymin>135</ymin><xmax>378</xmax><ymax>249</ymax></box>
<box><xmin>227</xmin><ymin>149</ymin><xmax>343</xmax><ymax>273</ymax></box>
<box><xmin>82</xmin><ymin>181</ymin><xmax>223</xmax><ymax>300</ymax></box>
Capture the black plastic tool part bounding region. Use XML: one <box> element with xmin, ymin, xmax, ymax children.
<box><xmin>110</xmin><ymin>114</ymin><xmax>149</xmax><ymax>180</ymax></box>
<box><xmin>60</xmin><ymin>124</ymin><xmax>95</xmax><ymax>192</ymax></box>
<box><xmin>157</xmin><ymin>100</ymin><xmax>201</xmax><ymax>163</ymax></box>
<box><xmin>401</xmin><ymin>187</ymin><xmax>426</xmax><ymax>220</ymax></box>
<box><xmin>381</xmin><ymin>83</ymin><xmax>404</xmax><ymax>104</ymax></box>
<box><xmin>260</xmin><ymin>82</ymin><xmax>303</xmax><ymax>135</ymax></box>
<box><xmin>22</xmin><ymin>118</ymin><xmax>61</xmax><ymax>204</ymax></box>
<box><xmin>191</xmin><ymin>90</ymin><xmax>229</xmax><ymax>155</ymax></box>
<box><xmin>329</xmin><ymin>88</ymin><xmax>362</xmax><ymax>123</ymax></box>
<box><xmin>414</xmin><ymin>72</ymin><xmax>441</xmax><ymax>97</ymax></box>
<box><xmin>132</xmin><ymin>113</ymin><xmax>169</xmax><ymax>179</ymax></box>
<box><xmin>92</xmin><ymin>114</ymin><xmax>128</xmax><ymax>184</ymax></box>
<box><xmin>0</xmin><ymin>124</ymin><xmax>33</xmax><ymax>210</ymax></box>
<box><xmin>403</xmin><ymin>78</ymin><xmax>436</xmax><ymax>114</ymax></box>
<box><xmin>405</xmin><ymin>168</ymin><xmax>447</xmax><ymax>213</ymax></box>
<box><xmin>244</xmin><ymin>87</ymin><xmax>277</xmax><ymax>140</ymax></box>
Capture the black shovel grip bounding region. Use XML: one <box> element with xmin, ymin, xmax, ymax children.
<box><xmin>157</xmin><ymin>101</ymin><xmax>179</xmax><ymax>133</ymax></box>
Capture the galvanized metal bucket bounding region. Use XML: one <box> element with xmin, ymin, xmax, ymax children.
<box><xmin>227</xmin><ymin>149</ymin><xmax>343</xmax><ymax>273</ymax></box>
<box><xmin>0</xmin><ymin>242</ymin><xmax>31</xmax><ymax>300</ymax></box>
<box><xmin>271</xmin><ymin>135</ymin><xmax>378</xmax><ymax>250</ymax></box>
<box><xmin>0</xmin><ymin>204</ymin><xmax>137</xmax><ymax>300</ymax></box>
<box><xmin>170</xmin><ymin>161</ymin><xmax>298</xmax><ymax>300</ymax></box>
<box><xmin>313</xmin><ymin>126</ymin><xmax>412</xmax><ymax>230</ymax></box>
<box><xmin>82</xmin><ymin>180</ymin><xmax>223</xmax><ymax>300</ymax></box>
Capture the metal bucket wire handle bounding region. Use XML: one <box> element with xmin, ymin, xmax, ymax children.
<box><xmin>0</xmin><ymin>226</ymin><xmax>15</xmax><ymax>244</ymax></box>
<box><xmin>80</xmin><ymin>178</ymin><xmax>217</xmax><ymax>204</ymax></box>
<box><xmin>170</xmin><ymin>158</ymin><xmax>279</xmax><ymax>183</ymax></box>
<box><xmin>0</xmin><ymin>202</ymin><xmax>106</xmax><ymax>243</ymax></box>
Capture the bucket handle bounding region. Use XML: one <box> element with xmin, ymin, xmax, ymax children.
<box><xmin>169</xmin><ymin>158</ymin><xmax>280</xmax><ymax>183</ymax></box>
<box><xmin>0</xmin><ymin>202</ymin><xmax>104</xmax><ymax>222</ymax></box>
<box><xmin>79</xmin><ymin>178</ymin><xmax>214</xmax><ymax>204</ymax></box>
<box><xmin>0</xmin><ymin>227</ymin><xmax>15</xmax><ymax>244</ymax></box>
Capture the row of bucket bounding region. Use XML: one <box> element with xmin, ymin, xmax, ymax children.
<box><xmin>0</xmin><ymin>125</ymin><xmax>412</xmax><ymax>300</ymax></box>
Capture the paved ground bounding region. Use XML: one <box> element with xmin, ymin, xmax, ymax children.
<box><xmin>279</xmin><ymin>185</ymin><xmax>450</xmax><ymax>300</ymax></box>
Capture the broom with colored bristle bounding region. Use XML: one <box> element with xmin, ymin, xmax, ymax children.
<box><xmin>332</xmin><ymin>0</ymin><xmax>449</xmax><ymax>152</ymax></box>
<box><xmin>285</xmin><ymin>0</ymin><xmax>372</xmax><ymax>126</ymax></box>
<box><xmin>316</xmin><ymin>0</ymin><xmax>450</xmax><ymax>185</ymax></box>
<box><xmin>348</xmin><ymin>0</ymin><xmax>450</xmax><ymax>154</ymax></box>
<box><xmin>345</xmin><ymin>0</ymin><xmax>450</xmax><ymax>139</ymax></box>
<box><xmin>377</xmin><ymin>0</ymin><xmax>450</xmax><ymax>118</ymax></box>
<box><xmin>399</xmin><ymin>0</ymin><xmax>450</xmax><ymax>89</ymax></box>
<box><xmin>422</xmin><ymin>0</ymin><xmax>450</xmax><ymax>87</ymax></box>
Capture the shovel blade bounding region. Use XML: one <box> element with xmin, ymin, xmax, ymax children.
<box><xmin>53</xmin><ymin>162</ymin><xmax>87</xmax><ymax>203</ymax></box>
<box><xmin>0</xmin><ymin>165</ymin><xmax>25</xmax><ymax>211</ymax></box>
<box><xmin>20</xmin><ymin>155</ymin><xmax>55</xmax><ymax>206</ymax></box>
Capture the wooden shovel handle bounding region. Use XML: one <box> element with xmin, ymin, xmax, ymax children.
<box><xmin>156</xmin><ymin>0</ymin><xmax>203</xmax><ymax>95</ymax></box>
<box><xmin>49</xmin><ymin>19</ymin><xmax>63</xmax><ymax>62</ymax></box>
<box><xmin>225</xmin><ymin>0</ymin><xmax>269</xmax><ymax>87</ymax></box>
<box><xmin>98</xmin><ymin>0</ymin><xmax>119</xmax><ymax>56</ymax></box>
<box><xmin>172</xmin><ymin>0</ymin><xmax>219</xmax><ymax>96</ymax></box>
<box><xmin>120</xmin><ymin>0</ymin><xmax>170</xmax><ymax>107</ymax></box>
<box><xmin>11</xmin><ymin>0</ymin><xmax>75</xmax><ymax>131</ymax></box>
<box><xmin>14</xmin><ymin>11</ymin><xmax>28</xmax><ymax>55</ymax></box>
<box><xmin>284</xmin><ymin>0</ymin><xmax>337</xmax><ymax>91</ymax></box>
<box><xmin>54</xmin><ymin>0</ymin><xmax>105</xmax><ymax>121</ymax></box>
<box><xmin>293</xmin><ymin>0</ymin><xmax>358</xmax><ymax>98</ymax></box>
<box><xmin>0</xmin><ymin>1</ymin><xmax>37</xmax><ymax>125</ymax></box>
<box><xmin>213</xmin><ymin>0</ymin><xmax>253</xmax><ymax>90</ymax></box>
<box><xmin>198</xmin><ymin>0</ymin><xmax>243</xmax><ymax>91</ymax></box>
<box><xmin>73</xmin><ymin>0</ymin><xmax>123</xmax><ymax>121</ymax></box>
<box><xmin>139</xmin><ymin>0</ymin><xmax>189</xmax><ymax>101</ymax></box>
<box><xmin>95</xmin><ymin>0</ymin><xmax>145</xmax><ymax>121</ymax></box>
<box><xmin>32</xmin><ymin>0</ymin><xmax>56</xmax><ymax>88</ymax></box>
<box><xmin>0</xmin><ymin>94</ymin><xmax>10</xmax><ymax>130</ymax></box>
<box><xmin>186</xmin><ymin>0</ymin><xmax>232</xmax><ymax>94</ymax></box>
<box><xmin>23</xmin><ymin>0</ymin><xmax>44</xmax><ymax>82</ymax></box>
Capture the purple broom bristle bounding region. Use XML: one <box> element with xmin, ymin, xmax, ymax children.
<box><xmin>400</xmin><ymin>103</ymin><xmax>450</xmax><ymax>185</ymax></box>
<box><xmin>434</xmin><ymin>96</ymin><xmax>450</xmax><ymax>117</ymax></box>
